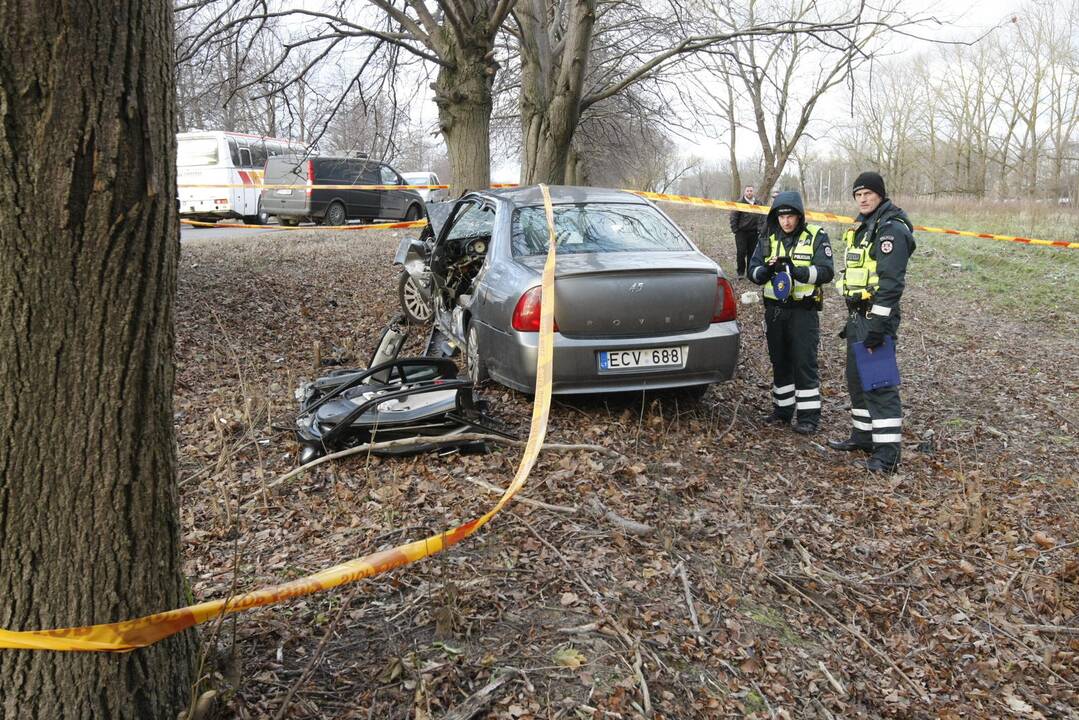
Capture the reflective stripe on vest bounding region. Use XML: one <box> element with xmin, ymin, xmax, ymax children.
<box><xmin>838</xmin><ymin>225</ymin><xmax>879</xmax><ymax>299</ymax></box>
<box><xmin>763</xmin><ymin>225</ymin><xmax>822</xmax><ymax>301</ymax></box>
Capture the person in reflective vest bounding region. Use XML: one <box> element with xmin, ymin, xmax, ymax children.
<box><xmin>747</xmin><ymin>191</ymin><xmax>834</xmax><ymax>434</ymax></box>
<box><xmin>827</xmin><ymin>171</ymin><xmax>916</xmax><ymax>473</ymax></box>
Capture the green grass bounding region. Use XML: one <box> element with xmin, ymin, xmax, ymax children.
<box><xmin>809</xmin><ymin>200</ymin><xmax>1079</xmax><ymax>327</ymax></box>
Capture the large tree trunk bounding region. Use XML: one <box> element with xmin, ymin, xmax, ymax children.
<box><xmin>518</xmin><ymin>0</ymin><xmax>596</xmax><ymax>185</ymax></box>
<box><xmin>433</xmin><ymin>32</ymin><xmax>496</xmax><ymax>197</ymax></box>
<box><xmin>0</xmin><ymin>1</ymin><xmax>196</xmax><ymax>717</ymax></box>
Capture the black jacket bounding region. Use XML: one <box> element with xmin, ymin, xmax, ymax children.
<box><xmin>729</xmin><ymin>195</ymin><xmax>763</xmax><ymax>235</ymax></box>
<box><xmin>849</xmin><ymin>199</ymin><xmax>916</xmax><ymax>314</ymax></box>
<box><xmin>747</xmin><ymin>191</ymin><xmax>835</xmax><ymax>308</ymax></box>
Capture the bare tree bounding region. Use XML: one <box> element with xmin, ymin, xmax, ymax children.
<box><xmin>176</xmin><ymin>0</ymin><xmax>516</xmax><ymax>195</ymax></box>
<box><xmin>716</xmin><ymin>0</ymin><xmax>907</xmax><ymax>195</ymax></box>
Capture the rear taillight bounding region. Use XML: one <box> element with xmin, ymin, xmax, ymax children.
<box><xmin>306</xmin><ymin>160</ymin><xmax>315</xmax><ymax>196</ymax></box>
<box><xmin>511</xmin><ymin>286</ymin><xmax>558</xmax><ymax>332</ymax></box>
<box><xmin>712</xmin><ymin>277</ymin><xmax>737</xmax><ymax>323</ymax></box>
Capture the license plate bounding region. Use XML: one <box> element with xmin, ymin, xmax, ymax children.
<box><xmin>276</xmin><ymin>188</ymin><xmax>293</xmax><ymax>195</ymax></box>
<box><xmin>599</xmin><ymin>346</ymin><xmax>688</xmax><ymax>372</ymax></box>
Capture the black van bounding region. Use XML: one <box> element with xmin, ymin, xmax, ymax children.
<box><xmin>261</xmin><ymin>155</ymin><xmax>425</xmax><ymax>226</ymax></box>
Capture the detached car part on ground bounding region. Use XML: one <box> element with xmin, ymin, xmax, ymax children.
<box><xmin>294</xmin><ymin>318</ymin><xmax>514</xmax><ymax>463</ymax></box>
<box><xmin>395</xmin><ymin>186</ymin><xmax>740</xmax><ymax>395</ymax></box>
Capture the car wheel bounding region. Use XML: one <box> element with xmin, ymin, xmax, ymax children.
<box><xmin>256</xmin><ymin>199</ymin><xmax>270</xmax><ymax>225</ymax></box>
<box><xmin>466</xmin><ymin>322</ymin><xmax>488</xmax><ymax>384</ymax></box>
<box><xmin>404</xmin><ymin>204</ymin><xmax>422</xmax><ymax>221</ymax></box>
<box><xmin>398</xmin><ymin>270</ymin><xmax>432</xmax><ymax>324</ymax></box>
<box><xmin>322</xmin><ymin>201</ymin><xmax>347</xmax><ymax>226</ymax></box>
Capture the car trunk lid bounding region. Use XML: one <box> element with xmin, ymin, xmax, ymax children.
<box><xmin>514</xmin><ymin>252</ymin><xmax>718</xmax><ymax>337</ymax></box>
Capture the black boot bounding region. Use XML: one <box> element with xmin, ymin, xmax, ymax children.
<box><xmin>864</xmin><ymin>456</ymin><xmax>898</xmax><ymax>474</ymax></box>
<box><xmin>793</xmin><ymin>421</ymin><xmax>818</xmax><ymax>435</ymax></box>
<box><xmin>762</xmin><ymin>411</ymin><xmax>791</xmax><ymax>426</ymax></box>
<box><xmin>827</xmin><ymin>437</ymin><xmax>872</xmax><ymax>452</ymax></box>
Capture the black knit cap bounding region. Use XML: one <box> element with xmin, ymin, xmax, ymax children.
<box><xmin>852</xmin><ymin>171</ymin><xmax>886</xmax><ymax>198</ymax></box>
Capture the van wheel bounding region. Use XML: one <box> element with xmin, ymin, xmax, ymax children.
<box><xmin>404</xmin><ymin>204</ymin><xmax>422</xmax><ymax>221</ymax></box>
<box><xmin>466</xmin><ymin>323</ymin><xmax>488</xmax><ymax>384</ymax></box>
<box><xmin>322</xmin><ymin>202</ymin><xmax>347</xmax><ymax>227</ymax></box>
<box><xmin>398</xmin><ymin>271</ymin><xmax>432</xmax><ymax>324</ymax></box>
<box><xmin>256</xmin><ymin>199</ymin><xmax>269</xmax><ymax>225</ymax></box>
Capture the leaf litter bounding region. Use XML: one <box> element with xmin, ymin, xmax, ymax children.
<box><xmin>175</xmin><ymin>211</ymin><xmax>1077</xmax><ymax>719</ymax></box>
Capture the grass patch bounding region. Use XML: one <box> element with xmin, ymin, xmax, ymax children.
<box><xmin>741</xmin><ymin>600</ymin><xmax>813</xmax><ymax>648</ymax></box>
<box><xmin>807</xmin><ymin>200</ymin><xmax>1079</xmax><ymax>327</ymax></box>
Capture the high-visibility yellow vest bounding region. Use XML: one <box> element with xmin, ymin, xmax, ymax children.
<box><xmin>837</xmin><ymin>225</ymin><xmax>879</xmax><ymax>300</ymax></box>
<box><xmin>763</xmin><ymin>225</ymin><xmax>822</xmax><ymax>301</ymax></box>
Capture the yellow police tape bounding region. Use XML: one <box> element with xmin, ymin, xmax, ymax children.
<box><xmin>0</xmin><ymin>187</ymin><xmax>557</xmax><ymax>652</ymax></box>
<box><xmin>629</xmin><ymin>191</ymin><xmax>1079</xmax><ymax>250</ymax></box>
<box><xmin>177</xmin><ymin>183</ymin><xmax>519</xmax><ymax>191</ymax></box>
<box><xmin>180</xmin><ymin>218</ymin><xmax>428</xmax><ymax>231</ymax></box>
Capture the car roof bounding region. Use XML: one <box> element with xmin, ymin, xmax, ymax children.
<box><xmin>478</xmin><ymin>185</ymin><xmax>649</xmax><ymax>208</ymax></box>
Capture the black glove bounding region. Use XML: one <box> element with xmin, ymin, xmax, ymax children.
<box><xmin>863</xmin><ymin>317</ymin><xmax>886</xmax><ymax>349</ymax></box>
<box><xmin>838</xmin><ymin>326</ymin><xmax>848</xmax><ymax>339</ymax></box>
<box><xmin>790</xmin><ymin>265</ymin><xmax>810</xmax><ymax>282</ymax></box>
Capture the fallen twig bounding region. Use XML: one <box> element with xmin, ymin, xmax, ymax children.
<box><xmin>464</xmin><ymin>476</ymin><xmax>578</xmax><ymax>514</ymax></box>
<box><xmin>253</xmin><ymin>432</ymin><xmax>622</xmax><ymax>499</ymax></box>
<box><xmin>437</xmin><ymin>670</ymin><xmax>515</xmax><ymax>720</ymax></box>
<box><xmin>817</xmin><ymin>660</ymin><xmax>847</xmax><ymax>697</ymax></box>
<box><xmin>768</xmin><ymin>570</ymin><xmax>930</xmax><ymax>702</ymax></box>
<box><xmin>714</xmin><ymin>396</ymin><xmax>742</xmax><ymax>442</ymax></box>
<box><xmin>586</xmin><ymin>498</ymin><xmax>655</xmax><ymax>536</ymax></box>
<box><xmin>674</xmin><ymin>561</ymin><xmax>703</xmax><ymax>642</ymax></box>
<box><xmin>1015</xmin><ymin>623</ymin><xmax>1079</xmax><ymax>637</ymax></box>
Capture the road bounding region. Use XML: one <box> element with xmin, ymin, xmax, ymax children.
<box><xmin>180</xmin><ymin>223</ymin><xmax>287</xmax><ymax>241</ymax></box>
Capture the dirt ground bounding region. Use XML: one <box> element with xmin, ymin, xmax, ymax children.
<box><xmin>175</xmin><ymin>203</ymin><xmax>1077</xmax><ymax>719</ymax></box>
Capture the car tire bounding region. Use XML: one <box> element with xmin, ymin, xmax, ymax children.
<box><xmin>322</xmin><ymin>201</ymin><xmax>347</xmax><ymax>227</ymax></box>
<box><xmin>465</xmin><ymin>322</ymin><xmax>488</xmax><ymax>384</ymax></box>
<box><xmin>256</xmin><ymin>199</ymin><xmax>270</xmax><ymax>225</ymax></box>
<box><xmin>398</xmin><ymin>271</ymin><xmax>432</xmax><ymax>324</ymax></box>
<box><xmin>404</xmin><ymin>204</ymin><xmax>422</xmax><ymax>221</ymax></box>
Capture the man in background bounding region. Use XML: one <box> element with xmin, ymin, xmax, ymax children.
<box><xmin>728</xmin><ymin>184</ymin><xmax>760</xmax><ymax>278</ymax></box>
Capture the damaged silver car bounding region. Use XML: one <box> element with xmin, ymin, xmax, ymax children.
<box><xmin>395</xmin><ymin>186</ymin><xmax>740</xmax><ymax>396</ymax></box>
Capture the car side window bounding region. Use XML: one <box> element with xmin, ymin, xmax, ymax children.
<box><xmin>447</xmin><ymin>203</ymin><xmax>495</xmax><ymax>241</ymax></box>
<box><xmin>359</xmin><ymin>162</ymin><xmax>380</xmax><ymax>184</ymax></box>
<box><xmin>379</xmin><ymin>165</ymin><xmax>397</xmax><ymax>185</ymax></box>
<box><xmin>238</xmin><ymin>147</ymin><xmax>252</xmax><ymax>168</ymax></box>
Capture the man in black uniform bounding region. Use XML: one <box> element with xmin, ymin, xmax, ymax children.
<box><xmin>748</xmin><ymin>191</ymin><xmax>834</xmax><ymax>434</ymax></box>
<box><xmin>827</xmin><ymin>172</ymin><xmax>916</xmax><ymax>473</ymax></box>
<box><xmin>728</xmin><ymin>184</ymin><xmax>760</xmax><ymax>278</ymax></box>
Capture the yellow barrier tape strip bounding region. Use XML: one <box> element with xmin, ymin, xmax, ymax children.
<box><xmin>0</xmin><ymin>186</ymin><xmax>557</xmax><ymax>652</ymax></box>
<box><xmin>180</xmin><ymin>218</ymin><xmax>428</xmax><ymax>231</ymax></box>
<box><xmin>178</xmin><ymin>183</ymin><xmax>521</xmax><ymax>190</ymax></box>
<box><xmin>630</xmin><ymin>190</ymin><xmax>1079</xmax><ymax>250</ymax></box>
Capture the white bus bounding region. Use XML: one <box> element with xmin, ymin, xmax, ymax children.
<box><xmin>176</xmin><ymin>131</ymin><xmax>306</xmax><ymax>225</ymax></box>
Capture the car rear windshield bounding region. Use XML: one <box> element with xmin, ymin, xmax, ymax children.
<box><xmin>177</xmin><ymin>138</ymin><xmax>220</xmax><ymax>167</ymax></box>
<box><xmin>511</xmin><ymin>203</ymin><xmax>691</xmax><ymax>257</ymax></box>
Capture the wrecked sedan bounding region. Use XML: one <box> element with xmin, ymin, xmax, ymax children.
<box><xmin>395</xmin><ymin>185</ymin><xmax>740</xmax><ymax>395</ymax></box>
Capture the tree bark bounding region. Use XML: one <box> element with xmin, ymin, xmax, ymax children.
<box><xmin>0</xmin><ymin>1</ymin><xmax>196</xmax><ymax>717</ymax></box>
<box><xmin>518</xmin><ymin>0</ymin><xmax>596</xmax><ymax>185</ymax></box>
<box><xmin>433</xmin><ymin>23</ymin><xmax>497</xmax><ymax>197</ymax></box>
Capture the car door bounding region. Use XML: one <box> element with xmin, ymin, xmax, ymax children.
<box><xmin>379</xmin><ymin>164</ymin><xmax>407</xmax><ymax>220</ymax></box>
<box><xmin>356</xmin><ymin>162</ymin><xmax>381</xmax><ymax>221</ymax></box>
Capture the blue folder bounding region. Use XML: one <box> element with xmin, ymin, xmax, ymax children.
<box><xmin>852</xmin><ymin>336</ymin><xmax>900</xmax><ymax>392</ymax></box>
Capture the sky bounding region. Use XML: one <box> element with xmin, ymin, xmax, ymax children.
<box><xmin>666</xmin><ymin>0</ymin><xmax>1030</xmax><ymax>169</ymax></box>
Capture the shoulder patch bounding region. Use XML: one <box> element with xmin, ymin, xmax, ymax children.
<box><xmin>824</xmin><ymin>245</ymin><xmax>832</xmax><ymax>257</ymax></box>
<box><xmin>880</xmin><ymin>239</ymin><xmax>894</xmax><ymax>254</ymax></box>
